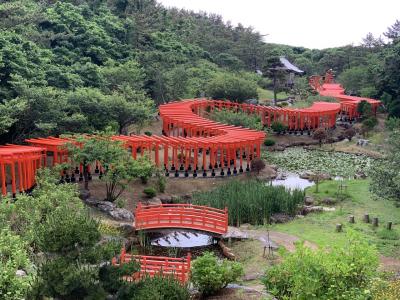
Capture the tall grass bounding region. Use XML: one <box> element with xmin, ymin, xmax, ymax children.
<box><xmin>192</xmin><ymin>180</ymin><xmax>304</xmax><ymax>226</ymax></box>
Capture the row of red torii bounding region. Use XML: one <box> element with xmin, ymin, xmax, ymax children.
<box><xmin>0</xmin><ymin>78</ymin><xmax>380</xmax><ymax>197</ymax></box>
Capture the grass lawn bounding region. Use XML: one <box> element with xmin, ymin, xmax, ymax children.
<box><xmin>272</xmin><ymin>179</ymin><xmax>400</xmax><ymax>258</ymax></box>
<box><xmin>257</xmin><ymin>88</ymin><xmax>288</xmax><ymax>103</ymax></box>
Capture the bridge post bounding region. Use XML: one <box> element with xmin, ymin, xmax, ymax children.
<box><xmin>224</xmin><ymin>207</ymin><xmax>228</xmax><ymax>231</ymax></box>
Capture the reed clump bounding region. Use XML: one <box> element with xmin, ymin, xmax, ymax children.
<box><xmin>192</xmin><ymin>180</ymin><xmax>304</xmax><ymax>226</ymax></box>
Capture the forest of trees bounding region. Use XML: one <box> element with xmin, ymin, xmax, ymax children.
<box><xmin>0</xmin><ymin>0</ymin><xmax>399</xmax><ymax>144</ymax></box>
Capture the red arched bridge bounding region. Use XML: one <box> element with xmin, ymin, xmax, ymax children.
<box><xmin>135</xmin><ymin>203</ymin><xmax>228</xmax><ymax>235</ymax></box>
<box><xmin>112</xmin><ymin>248</ymin><xmax>191</xmax><ymax>283</ymax></box>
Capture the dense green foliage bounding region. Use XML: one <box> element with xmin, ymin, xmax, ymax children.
<box><xmin>0</xmin><ymin>228</ymin><xmax>32</xmax><ymax>300</ymax></box>
<box><xmin>191</xmin><ymin>180</ymin><xmax>304</xmax><ymax>226</ymax></box>
<box><xmin>0</xmin><ymin>169</ymin><xmax>123</xmax><ymax>298</ymax></box>
<box><xmin>1</xmin><ymin>1</ymin><xmax>400</xmax><ymax>143</ymax></box>
<box><xmin>370</xmin><ymin>130</ymin><xmax>400</xmax><ymax>201</ymax></box>
<box><xmin>117</xmin><ymin>275</ymin><xmax>190</xmax><ymax>300</ymax></box>
<box><xmin>263</xmin><ymin>231</ymin><xmax>379</xmax><ymax>300</ymax></box>
<box><xmin>191</xmin><ymin>252</ymin><xmax>243</xmax><ymax>296</ymax></box>
<box><xmin>206</xmin><ymin>72</ymin><xmax>258</xmax><ymax>102</ymax></box>
<box><xmin>209</xmin><ymin>108</ymin><xmax>263</xmax><ymax>130</ymax></box>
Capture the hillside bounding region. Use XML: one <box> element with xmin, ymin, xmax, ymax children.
<box><xmin>0</xmin><ymin>0</ymin><xmax>399</xmax><ymax>144</ymax></box>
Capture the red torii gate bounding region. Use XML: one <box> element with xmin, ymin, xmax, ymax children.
<box><xmin>309</xmin><ymin>71</ymin><xmax>381</xmax><ymax>119</ymax></box>
<box><xmin>0</xmin><ymin>145</ymin><xmax>45</xmax><ymax>197</ymax></box>
<box><xmin>0</xmin><ymin>97</ymin><xmax>353</xmax><ymax>193</ymax></box>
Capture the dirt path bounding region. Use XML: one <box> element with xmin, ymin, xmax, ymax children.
<box><xmin>225</xmin><ymin>227</ymin><xmax>318</xmax><ymax>252</ymax></box>
<box><xmin>379</xmin><ymin>255</ymin><xmax>400</xmax><ymax>273</ymax></box>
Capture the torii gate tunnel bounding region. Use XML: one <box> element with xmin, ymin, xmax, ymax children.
<box><xmin>1</xmin><ymin>92</ymin><xmax>380</xmax><ymax>197</ymax></box>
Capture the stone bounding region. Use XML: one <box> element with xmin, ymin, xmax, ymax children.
<box><xmin>322</xmin><ymin>197</ymin><xmax>336</xmax><ymax>205</ymax></box>
<box><xmin>302</xmin><ymin>205</ymin><xmax>323</xmax><ymax>215</ymax></box>
<box><xmin>182</xmin><ymin>193</ymin><xmax>192</xmax><ymax>200</ymax></box>
<box><xmin>354</xmin><ymin>172</ymin><xmax>367</xmax><ymax>179</ymax></box>
<box><xmin>16</xmin><ymin>270</ymin><xmax>27</xmax><ymax>277</ymax></box>
<box><xmin>304</xmin><ymin>196</ymin><xmax>315</xmax><ymax>205</ymax></box>
<box><xmin>273</xmin><ymin>145</ymin><xmax>286</xmax><ymax>151</ymax></box>
<box><xmin>98</xmin><ymin>201</ymin><xmax>117</xmax><ymax>212</ymax></box>
<box><xmin>79</xmin><ymin>189</ymin><xmax>91</xmax><ymax>200</ymax></box>
<box><xmin>159</xmin><ymin>194</ymin><xmax>173</xmax><ymax>204</ymax></box>
<box><xmin>149</xmin><ymin>197</ymin><xmax>162</xmax><ymax>205</ymax></box>
<box><xmin>171</xmin><ymin>195</ymin><xmax>180</xmax><ymax>202</ymax></box>
<box><xmin>270</xmin><ymin>213</ymin><xmax>292</xmax><ymax>223</ymax></box>
<box><xmin>108</xmin><ymin>208</ymin><xmax>134</xmax><ymax>221</ymax></box>
<box><xmin>223</xmin><ymin>227</ymin><xmax>249</xmax><ymax>239</ymax></box>
<box><xmin>84</xmin><ymin>197</ymin><xmax>104</xmax><ymax>206</ymax></box>
<box><xmin>322</xmin><ymin>207</ymin><xmax>336</xmax><ymax>212</ymax></box>
<box><xmin>239</xmin><ymin>223</ymin><xmax>251</xmax><ymax>230</ymax></box>
<box><xmin>118</xmin><ymin>223</ymin><xmax>136</xmax><ymax>236</ymax></box>
<box><xmin>268</xmin><ymin>164</ymin><xmax>278</xmax><ymax>171</ymax></box>
<box><xmin>275</xmin><ymin>173</ymin><xmax>287</xmax><ymax>180</ymax></box>
<box><xmin>300</xmin><ymin>171</ymin><xmax>315</xmax><ymax>179</ymax></box>
<box><xmin>357</xmin><ymin>139</ymin><xmax>369</xmax><ymax>146</ymax></box>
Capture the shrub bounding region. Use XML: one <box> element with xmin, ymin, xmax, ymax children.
<box><xmin>357</xmin><ymin>100</ymin><xmax>373</xmax><ymax>118</ymax></box>
<box><xmin>271</xmin><ymin>121</ymin><xmax>287</xmax><ymax>134</ymax></box>
<box><xmin>313</xmin><ymin>127</ymin><xmax>327</xmax><ymax>147</ymax></box>
<box><xmin>191</xmin><ymin>252</ymin><xmax>243</xmax><ymax>296</ymax></box>
<box><xmin>206</xmin><ymin>72</ymin><xmax>258</xmax><ymax>103</ymax></box>
<box><xmin>192</xmin><ymin>180</ymin><xmax>304</xmax><ymax>226</ymax></box>
<box><xmin>210</xmin><ymin>108</ymin><xmax>263</xmax><ymax>130</ymax></box>
<box><xmin>98</xmin><ymin>222</ymin><xmax>121</xmax><ymax>236</ymax></box>
<box><xmin>0</xmin><ymin>228</ymin><xmax>32</xmax><ymax>300</ymax></box>
<box><xmin>132</xmin><ymin>275</ymin><xmax>190</xmax><ymax>300</ymax></box>
<box><xmin>143</xmin><ymin>187</ymin><xmax>157</xmax><ymax>198</ymax></box>
<box><xmin>251</xmin><ymin>157</ymin><xmax>266</xmax><ymax>174</ymax></box>
<box><xmin>362</xmin><ymin>117</ymin><xmax>378</xmax><ymax>131</ymax></box>
<box><xmin>264</xmin><ymin>138</ymin><xmax>276</xmax><ymax>146</ymax></box>
<box><xmin>263</xmin><ymin>231</ymin><xmax>379</xmax><ymax>300</ymax></box>
<box><xmin>385</xmin><ymin>117</ymin><xmax>400</xmax><ymax>131</ymax></box>
<box><xmin>156</xmin><ymin>171</ymin><xmax>166</xmax><ymax>193</ymax></box>
<box><xmin>344</xmin><ymin>127</ymin><xmax>356</xmax><ymax>141</ymax></box>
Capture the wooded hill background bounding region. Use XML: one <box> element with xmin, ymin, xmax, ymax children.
<box><xmin>1</xmin><ymin>0</ymin><xmax>399</xmax><ymax>142</ymax></box>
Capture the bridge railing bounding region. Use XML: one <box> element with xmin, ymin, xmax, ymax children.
<box><xmin>112</xmin><ymin>248</ymin><xmax>191</xmax><ymax>283</ymax></box>
<box><xmin>135</xmin><ymin>203</ymin><xmax>228</xmax><ymax>235</ymax></box>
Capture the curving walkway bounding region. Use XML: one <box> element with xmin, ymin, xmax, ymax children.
<box><xmin>309</xmin><ymin>70</ymin><xmax>381</xmax><ymax>119</ymax></box>
<box><xmin>1</xmin><ymin>78</ymin><xmax>381</xmax><ymax>196</ymax></box>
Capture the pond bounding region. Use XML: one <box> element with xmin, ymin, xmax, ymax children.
<box><xmin>264</xmin><ymin>147</ymin><xmax>374</xmax><ymax>178</ymax></box>
<box><xmin>149</xmin><ymin>230</ymin><xmax>217</xmax><ymax>248</ymax></box>
<box><xmin>270</xmin><ymin>173</ymin><xmax>314</xmax><ymax>190</ymax></box>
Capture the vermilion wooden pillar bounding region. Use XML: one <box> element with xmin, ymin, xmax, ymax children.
<box><xmin>1</xmin><ymin>163</ymin><xmax>6</xmax><ymax>196</ymax></box>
